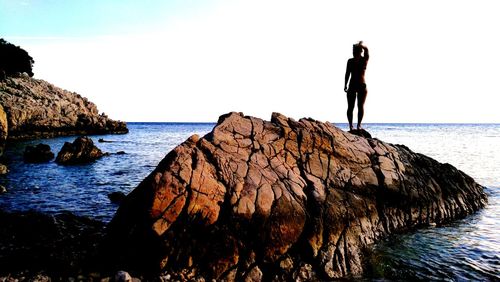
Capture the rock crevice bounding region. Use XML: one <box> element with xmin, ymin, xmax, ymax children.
<box><xmin>105</xmin><ymin>112</ymin><xmax>487</xmax><ymax>280</ymax></box>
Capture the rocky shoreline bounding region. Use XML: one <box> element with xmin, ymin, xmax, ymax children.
<box><xmin>0</xmin><ymin>74</ymin><xmax>128</xmax><ymax>144</ymax></box>
<box><xmin>0</xmin><ymin>112</ymin><xmax>488</xmax><ymax>281</ymax></box>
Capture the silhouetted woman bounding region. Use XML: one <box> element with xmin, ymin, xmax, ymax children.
<box><xmin>344</xmin><ymin>41</ymin><xmax>369</xmax><ymax>130</ymax></box>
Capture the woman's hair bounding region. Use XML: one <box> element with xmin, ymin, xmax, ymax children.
<box><xmin>353</xmin><ymin>44</ymin><xmax>363</xmax><ymax>55</ymax></box>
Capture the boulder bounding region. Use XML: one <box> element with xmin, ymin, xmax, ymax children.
<box><xmin>56</xmin><ymin>136</ymin><xmax>103</xmax><ymax>165</ymax></box>
<box><xmin>105</xmin><ymin>112</ymin><xmax>487</xmax><ymax>280</ymax></box>
<box><xmin>108</xmin><ymin>191</ymin><xmax>127</xmax><ymax>205</ymax></box>
<box><xmin>24</xmin><ymin>143</ymin><xmax>55</xmax><ymax>163</ymax></box>
<box><xmin>113</xmin><ymin>271</ymin><xmax>132</xmax><ymax>282</ymax></box>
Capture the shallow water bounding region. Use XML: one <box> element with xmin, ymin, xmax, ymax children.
<box><xmin>0</xmin><ymin>123</ymin><xmax>214</xmax><ymax>222</ymax></box>
<box><xmin>349</xmin><ymin>123</ymin><xmax>500</xmax><ymax>281</ymax></box>
<box><xmin>0</xmin><ymin>122</ymin><xmax>498</xmax><ymax>280</ymax></box>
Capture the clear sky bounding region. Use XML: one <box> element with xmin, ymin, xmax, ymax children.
<box><xmin>1</xmin><ymin>0</ymin><xmax>499</xmax><ymax>123</ymax></box>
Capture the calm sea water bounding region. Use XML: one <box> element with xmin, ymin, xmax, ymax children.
<box><xmin>0</xmin><ymin>122</ymin><xmax>498</xmax><ymax>280</ymax></box>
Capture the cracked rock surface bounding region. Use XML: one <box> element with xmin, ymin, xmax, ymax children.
<box><xmin>105</xmin><ymin>112</ymin><xmax>487</xmax><ymax>280</ymax></box>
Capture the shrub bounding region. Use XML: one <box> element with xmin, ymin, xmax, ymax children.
<box><xmin>0</xmin><ymin>38</ymin><xmax>35</xmax><ymax>77</ymax></box>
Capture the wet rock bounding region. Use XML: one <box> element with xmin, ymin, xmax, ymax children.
<box><xmin>108</xmin><ymin>191</ymin><xmax>127</xmax><ymax>204</ymax></box>
<box><xmin>98</xmin><ymin>138</ymin><xmax>114</xmax><ymax>143</ymax></box>
<box><xmin>0</xmin><ymin>185</ymin><xmax>6</xmax><ymax>194</ymax></box>
<box><xmin>116</xmin><ymin>151</ymin><xmax>126</xmax><ymax>155</ymax></box>
<box><xmin>0</xmin><ymin>76</ymin><xmax>128</xmax><ymax>141</ymax></box>
<box><xmin>0</xmin><ymin>163</ymin><xmax>8</xmax><ymax>175</ymax></box>
<box><xmin>105</xmin><ymin>112</ymin><xmax>487</xmax><ymax>280</ymax></box>
<box><xmin>55</xmin><ymin>136</ymin><xmax>103</xmax><ymax>165</ymax></box>
<box><xmin>24</xmin><ymin>143</ymin><xmax>55</xmax><ymax>163</ymax></box>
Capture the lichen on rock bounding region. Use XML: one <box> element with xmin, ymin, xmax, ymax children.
<box><xmin>105</xmin><ymin>112</ymin><xmax>487</xmax><ymax>280</ymax></box>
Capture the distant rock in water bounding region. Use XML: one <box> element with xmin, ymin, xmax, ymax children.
<box><xmin>0</xmin><ymin>75</ymin><xmax>128</xmax><ymax>141</ymax></box>
<box><xmin>108</xmin><ymin>191</ymin><xmax>127</xmax><ymax>205</ymax></box>
<box><xmin>56</xmin><ymin>136</ymin><xmax>103</xmax><ymax>165</ymax></box>
<box><xmin>24</xmin><ymin>143</ymin><xmax>55</xmax><ymax>163</ymax></box>
<box><xmin>98</xmin><ymin>138</ymin><xmax>114</xmax><ymax>143</ymax></box>
<box><xmin>105</xmin><ymin>112</ymin><xmax>487</xmax><ymax>280</ymax></box>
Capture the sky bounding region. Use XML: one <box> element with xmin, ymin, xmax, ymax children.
<box><xmin>1</xmin><ymin>0</ymin><xmax>499</xmax><ymax>123</ymax></box>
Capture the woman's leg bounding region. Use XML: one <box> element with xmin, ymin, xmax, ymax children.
<box><xmin>357</xmin><ymin>86</ymin><xmax>368</xmax><ymax>129</ymax></box>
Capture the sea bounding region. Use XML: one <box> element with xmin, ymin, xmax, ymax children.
<box><xmin>0</xmin><ymin>122</ymin><xmax>498</xmax><ymax>281</ymax></box>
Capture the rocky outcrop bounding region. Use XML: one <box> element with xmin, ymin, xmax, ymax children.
<box><xmin>105</xmin><ymin>112</ymin><xmax>487</xmax><ymax>280</ymax></box>
<box><xmin>56</xmin><ymin>136</ymin><xmax>103</xmax><ymax>165</ymax></box>
<box><xmin>24</xmin><ymin>143</ymin><xmax>55</xmax><ymax>163</ymax></box>
<box><xmin>0</xmin><ymin>75</ymin><xmax>128</xmax><ymax>141</ymax></box>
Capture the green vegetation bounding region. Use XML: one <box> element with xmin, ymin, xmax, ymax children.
<box><xmin>0</xmin><ymin>38</ymin><xmax>35</xmax><ymax>78</ymax></box>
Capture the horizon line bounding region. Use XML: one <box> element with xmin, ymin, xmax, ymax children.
<box><xmin>124</xmin><ymin>121</ymin><xmax>500</xmax><ymax>125</ymax></box>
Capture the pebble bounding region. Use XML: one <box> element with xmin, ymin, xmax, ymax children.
<box><xmin>114</xmin><ymin>271</ymin><xmax>132</xmax><ymax>282</ymax></box>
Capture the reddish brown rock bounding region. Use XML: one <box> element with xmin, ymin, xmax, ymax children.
<box><xmin>105</xmin><ymin>112</ymin><xmax>487</xmax><ymax>280</ymax></box>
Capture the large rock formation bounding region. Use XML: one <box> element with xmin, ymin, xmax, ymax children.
<box><xmin>0</xmin><ymin>75</ymin><xmax>128</xmax><ymax>141</ymax></box>
<box><xmin>105</xmin><ymin>112</ymin><xmax>487</xmax><ymax>280</ymax></box>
